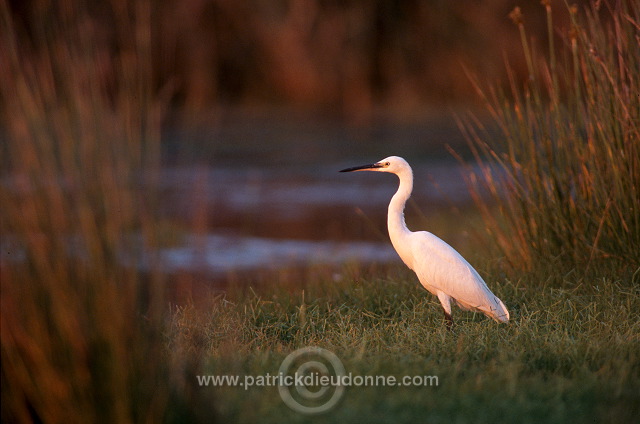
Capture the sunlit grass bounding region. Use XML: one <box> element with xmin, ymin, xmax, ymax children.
<box><xmin>461</xmin><ymin>0</ymin><xmax>640</xmax><ymax>271</ymax></box>
<box><xmin>169</xmin><ymin>264</ymin><xmax>640</xmax><ymax>423</ymax></box>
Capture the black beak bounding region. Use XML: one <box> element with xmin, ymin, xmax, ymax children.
<box><xmin>339</xmin><ymin>163</ymin><xmax>383</xmax><ymax>172</ymax></box>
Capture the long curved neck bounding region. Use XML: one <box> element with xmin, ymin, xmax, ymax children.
<box><xmin>387</xmin><ymin>167</ymin><xmax>414</xmax><ymax>267</ymax></box>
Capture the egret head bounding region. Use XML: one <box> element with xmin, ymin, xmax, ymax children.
<box><xmin>339</xmin><ymin>156</ymin><xmax>410</xmax><ymax>174</ymax></box>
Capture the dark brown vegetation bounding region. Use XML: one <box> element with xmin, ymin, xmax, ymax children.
<box><xmin>5</xmin><ymin>0</ymin><xmax>576</xmax><ymax>119</ymax></box>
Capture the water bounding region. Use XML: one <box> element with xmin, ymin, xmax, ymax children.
<box><xmin>154</xmin><ymin>234</ymin><xmax>398</xmax><ymax>274</ymax></box>
<box><xmin>153</xmin><ymin>159</ymin><xmax>478</xmax><ymax>275</ymax></box>
<box><xmin>157</xmin><ymin>161</ymin><xmax>472</xmax><ymax>221</ymax></box>
<box><xmin>4</xmin><ymin>112</ymin><xmax>487</xmax><ymax>279</ymax></box>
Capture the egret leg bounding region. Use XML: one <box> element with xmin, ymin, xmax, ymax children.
<box><xmin>436</xmin><ymin>291</ymin><xmax>454</xmax><ymax>330</ymax></box>
<box><xmin>443</xmin><ymin>310</ymin><xmax>454</xmax><ymax>330</ymax></box>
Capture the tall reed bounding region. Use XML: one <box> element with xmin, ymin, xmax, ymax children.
<box><xmin>0</xmin><ymin>1</ymin><xmax>202</xmax><ymax>422</ymax></box>
<box><xmin>462</xmin><ymin>0</ymin><xmax>640</xmax><ymax>272</ymax></box>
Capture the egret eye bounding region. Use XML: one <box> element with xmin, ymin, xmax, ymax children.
<box><xmin>385</xmin><ymin>162</ymin><xmax>390</xmax><ymax>166</ymax></box>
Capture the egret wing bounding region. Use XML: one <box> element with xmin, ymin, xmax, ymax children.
<box><xmin>409</xmin><ymin>232</ymin><xmax>509</xmax><ymax>322</ymax></box>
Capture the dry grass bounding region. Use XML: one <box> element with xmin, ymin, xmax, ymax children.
<box><xmin>0</xmin><ymin>1</ymin><xmax>207</xmax><ymax>422</ymax></box>
<box><xmin>460</xmin><ymin>0</ymin><xmax>640</xmax><ymax>271</ymax></box>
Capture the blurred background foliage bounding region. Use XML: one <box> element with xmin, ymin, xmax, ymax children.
<box><xmin>5</xmin><ymin>0</ymin><xmax>580</xmax><ymax>121</ymax></box>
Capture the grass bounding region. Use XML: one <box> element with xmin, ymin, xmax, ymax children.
<box><xmin>460</xmin><ymin>0</ymin><xmax>640</xmax><ymax>271</ymax></box>
<box><xmin>169</xmin><ymin>263</ymin><xmax>640</xmax><ymax>423</ymax></box>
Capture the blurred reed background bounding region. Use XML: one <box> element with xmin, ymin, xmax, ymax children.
<box><xmin>4</xmin><ymin>0</ymin><xmax>571</xmax><ymax>120</ymax></box>
<box><xmin>1</xmin><ymin>0</ymin><xmax>203</xmax><ymax>422</ymax></box>
<box><xmin>2</xmin><ymin>0</ymin><xmax>637</xmax><ymax>422</ymax></box>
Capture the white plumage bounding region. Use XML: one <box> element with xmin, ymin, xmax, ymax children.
<box><xmin>341</xmin><ymin>156</ymin><xmax>509</xmax><ymax>326</ymax></box>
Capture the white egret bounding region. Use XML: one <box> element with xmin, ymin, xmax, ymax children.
<box><xmin>340</xmin><ymin>156</ymin><xmax>509</xmax><ymax>326</ymax></box>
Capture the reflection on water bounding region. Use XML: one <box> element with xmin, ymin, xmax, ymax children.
<box><xmin>154</xmin><ymin>159</ymin><xmax>480</xmax><ymax>274</ymax></box>
<box><xmin>159</xmin><ymin>161</ymin><xmax>472</xmax><ymax>214</ymax></box>
<box><xmin>159</xmin><ymin>160</ymin><xmax>477</xmax><ymax>230</ymax></box>
<box><xmin>1</xmin><ymin>159</ymin><xmax>478</xmax><ymax>276</ymax></box>
<box><xmin>4</xmin><ymin>114</ymin><xmax>489</xmax><ymax>278</ymax></box>
<box><xmin>154</xmin><ymin>234</ymin><xmax>398</xmax><ymax>275</ymax></box>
